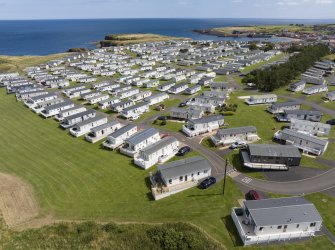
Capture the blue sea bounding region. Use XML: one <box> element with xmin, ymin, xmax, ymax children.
<box><xmin>0</xmin><ymin>18</ymin><xmax>334</xmax><ymax>56</ymax></box>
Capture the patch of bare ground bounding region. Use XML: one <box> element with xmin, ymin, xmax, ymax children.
<box><xmin>0</xmin><ymin>173</ymin><xmax>39</xmax><ymax>229</ymax></box>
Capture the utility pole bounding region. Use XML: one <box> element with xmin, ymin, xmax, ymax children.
<box><xmin>223</xmin><ymin>159</ymin><xmax>228</xmax><ymax>196</ymax></box>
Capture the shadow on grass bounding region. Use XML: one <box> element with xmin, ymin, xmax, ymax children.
<box><xmin>221</xmin><ymin>215</ymin><xmax>244</xmax><ymax>247</ymax></box>
<box><xmin>144</xmin><ymin>176</ymin><xmax>155</xmax><ymax>201</ymax></box>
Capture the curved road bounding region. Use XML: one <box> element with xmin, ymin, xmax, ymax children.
<box><xmin>137</xmin><ymin>94</ymin><xmax>335</xmax><ymax>195</ymax></box>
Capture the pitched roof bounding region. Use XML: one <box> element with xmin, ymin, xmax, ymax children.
<box><xmin>140</xmin><ymin>137</ymin><xmax>178</xmax><ymax>156</ymax></box>
<box><xmin>248</xmin><ymin>144</ymin><xmax>301</xmax><ymax>158</ymax></box>
<box><xmin>217</xmin><ymin>126</ymin><xmax>257</xmax><ymax>136</ymax></box>
<box><xmin>108</xmin><ymin>124</ymin><xmax>137</xmax><ymax>138</ymax></box>
<box><xmin>244</xmin><ymin>197</ymin><xmax>322</xmax><ymax>227</ymax></box>
<box><xmin>158</xmin><ymin>156</ymin><xmax>212</xmax><ymax>180</ymax></box>
<box><xmin>189</xmin><ymin>114</ymin><xmax>224</xmax><ymax>124</ymax></box>
<box><xmin>126</xmin><ymin>128</ymin><xmax>159</xmax><ymax>146</ymax></box>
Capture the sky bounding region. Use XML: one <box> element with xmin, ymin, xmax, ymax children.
<box><xmin>0</xmin><ymin>0</ymin><xmax>334</xmax><ymax>20</ymax></box>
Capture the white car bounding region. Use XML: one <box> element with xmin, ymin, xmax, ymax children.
<box><xmin>230</xmin><ymin>141</ymin><xmax>247</xmax><ymax>149</ymax></box>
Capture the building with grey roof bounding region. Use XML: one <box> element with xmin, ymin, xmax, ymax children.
<box><xmin>170</xmin><ymin>107</ymin><xmax>203</xmax><ymax>120</ymax></box>
<box><xmin>290</xmin><ymin>118</ymin><xmax>331</xmax><ymax>137</ymax></box>
<box><xmin>85</xmin><ymin>120</ymin><xmax>122</xmax><ymax>143</ymax></box>
<box><xmin>134</xmin><ymin>137</ymin><xmax>179</xmax><ymax>169</ymax></box>
<box><xmin>267</xmin><ymin>101</ymin><xmax>302</xmax><ymax>114</ymax></box>
<box><xmin>120</xmin><ymin>128</ymin><xmax>161</xmax><ymax>157</ymax></box>
<box><xmin>231</xmin><ymin>197</ymin><xmax>323</xmax><ymax>245</ymax></box>
<box><xmin>102</xmin><ymin>124</ymin><xmax>138</xmax><ymax>150</ymax></box>
<box><xmin>210</xmin><ymin>126</ymin><xmax>259</xmax><ymax>146</ymax></box>
<box><xmin>241</xmin><ymin>144</ymin><xmax>301</xmax><ymax>170</ymax></box>
<box><xmin>182</xmin><ymin>114</ymin><xmax>224</xmax><ymax>137</ymax></box>
<box><xmin>274</xmin><ymin>129</ymin><xmax>328</xmax><ymax>156</ymax></box>
<box><xmin>276</xmin><ymin>110</ymin><xmax>322</xmax><ymax>122</ymax></box>
<box><xmin>150</xmin><ymin>156</ymin><xmax>212</xmax><ymax>200</ymax></box>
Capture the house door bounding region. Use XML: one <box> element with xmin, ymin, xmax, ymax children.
<box><xmin>185</xmin><ymin>175</ymin><xmax>188</xmax><ymax>181</ymax></box>
<box><xmin>283</xmin><ymin>225</ymin><xmax>288</xmax><ymax>232</ymax></box>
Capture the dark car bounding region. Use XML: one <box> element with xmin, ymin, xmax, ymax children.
<box><xmin>179</xmin><ymin>102</ymin><xmax>186</xmax><ymax>107</ymax></box>
<box><xmin>176</xmin><ymin>146</ymin><xmax>191</xmax><ymax>156</ymax></box>
<box><xmin>199</xmin><ymin>177</ymin><xmax>216</xmax><ymax>189</ymax></box>
<box><xmin>157</xmin><ymin>116</ymin><xmax>167</xmax><ymax>121</ymax></box>
<box><xmin>326</xmin><ymin>119</ymin><xmax>335</xmax><ymax>125</ymax></box>
<box><xmin>245</xmin><ymin>190</ymin><xmax>261</xmax><ymax>200</ymax></box>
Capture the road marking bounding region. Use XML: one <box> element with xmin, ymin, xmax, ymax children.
<box><xmin>241</xmin><ymin>177</ymin><xmax>253</xmax><ymax>184</ymax></box>
<box><xmin>227</xmin><ymin>169</ymin><xmax>240</xmax><ymax>178</ymax></box>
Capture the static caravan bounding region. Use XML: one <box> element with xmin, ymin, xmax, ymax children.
<box><xmin>16</xmin><ymin>90</ymin><xmax>48</xmax><ymax>101</ymax></box>
<box><xmin>134</xmin><ymin>137</ymin><xmax>180</xmax><ymax>169</ymax></box>
<box><xmin>182</xmin><ymin>114</ymin><xmax>225</xmax><ymax>137</ymax></box>
<box><xmin>98</xmin><ymin>97</ymin><xmax>121</xmax><ymax>110</ymax></box>
<box><xmin>150</xmin><ymin>156</ymin><xmax>212</xmax><ymax>200</ymax></box>
<box><xmin>290</xmin><ymin>119</ymin><xmax>331</xmax><ymax>136</ymax></box>
<box><xmin>40</xmin><ymin>100</ymin><xmax>74</xmax><ymax>118</ymax></box>
<box><xmin>55</xmin><ymin>106</ymin><xmax>87</xmax><ymax>121</ymax></box>
<box><xmin>102</xmin><ymin>124</ymin><xmax>138</xmax><ymax>150</ymax></box>
<box><xmin>143</xmin><ymin>79</ymin><xmax>160</xmax><ymax>88</ymax></box>
<box><xmin>325</xmin><ymin>91</ymin><xmax>335</xmax><ymax>101</ymax></box>
<box><xmin>24</xmin><ymin>93</ymin><xmax>58</xmax><ymax>108</ymax></box>
<box><xmin>231</xmin><ymin>197</ymin><xmax>322</xmax><ymax>246</ymax></box>
<box><xmin>70</xmin><ymin>115</ymin><xmax>108</xmax><ymax>137</ymax></box>
<box><xmin>87</xmin><ymin>94</ymin><xmax>110</xmax><ymax>105</ymax></box>
<box><xmin>303</xmin><ymin>85</ymin><xmax>328</xmax><ymax>95</ymax></box>
<box><xmin>81</xmin><ymin>91</ymin><xmax>101</xmax><ymax>101</ymax></box>
<box><xmin>144</xmin><ymin>93</ymin><xmax>169</xmax><ymax>105</ymax></box>
<box><xmin>66</xmin><ymin>88</ymin><xmax>91</xmax><ymax>99</ymax></box>
<box><xmin>85</xmin><ymin>120</ymin><xmax>122</xmax><ymax>143</ymax></box>
<box><xmin>276</xmin><ymin>110</ymin><xmax>322</xmax><ymax>122</ymax></box>
<box><xmin>245</xmin><ymin>94</ymin><xmax>277</xmax><ymax>105</ymax></box>
<box><xmin>210</xmin><ymin>126</ymin><xmax>259</xmax><ymax>146</ymax></box>
<box><xmin>131</xmin><ymin>90</ymin><xmax>152</xmax><ymax>102</ymax></box>
<box><xmin>110</xmin><ymin>99</ymin><xmax>135</xmax><ymax>112</ymax></box>
<box><xmin>116</xmin><ymin>88</ymin><xmax>140</xmax><ymax>99</ymax></box>
<box><xmin>120</xmin><ymin>102</ymin><xmax>149</xmax><ymax>120</ymax></box>
<box><xmin>97</xmin><ymin>83</ymin><xmax>120</xmax><ymax>92</ymax></box>
<box><xmin>185</xmin><ymin>85</ymin><xmax>201</xmax><ymax>95</ymax></box>
<box><xmin>170</xmin><ymin>108</ymin><xmax>203</xmax><ymax>120</ymax></box>
<box><xmin>274</xmin><ymin>129</ymin><xmax>328</xmax><ymax>156</ymax></box>
<box><xmin>168</xmin><ymin>83</ymin><xmax>189</xmax><ymax>94</ymax></box>
<box><xmin>62</xmin><ymin>85</ymin><xmax>86</xmax><ymax>96</ymax></box>
<box><xmin>60</xmin><ymin>110</ymin><xmax>96</xmax><ymax>129</ymax></box>
<box><xmin>157</xmin><ymin>81</ymin><xmax>175</xmax><ymax>92</ymax></box>
<box><xmin>120</xmin><ymin>128</ymin><xmax>161</xmax><ymax>157</ymax></box>
<box><xmin>31</xmin><ymin>97</ymin><xmax>64</xmax><ymax>113</ymax></box>
<box><xmin>288</xmin><ymin>80</ymin><xmax>306</xmax><ymax>92</ymax></box>
<box><xmin>267</xmin><ymin>101</ymin><xmax>302</xmax><ymax>114</ymax></box>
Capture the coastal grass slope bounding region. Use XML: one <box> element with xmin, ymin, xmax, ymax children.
<box><xmin>100</xmin><ymin>33</ymin><xmax>190</xmax><ymax>46</ymax></box>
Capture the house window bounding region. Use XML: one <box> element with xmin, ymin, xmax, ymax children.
<box><xmin>277</xmin><ymin>225</ymin><xmax>282</xmax><ymax>229</ymax></box>
<box><xmin>191</xmin><ymin>173</ymin><xmax>194</xmax><ymax>177</ymax></box>
<box><xmin>169</xmin><ymin>179</ymin><xmax>172</xmax><ymax>184</ymax></box>
<box><xmin>310</xmin><ymin>222</ymin><xmax>316</xmax><ymax>227</ymax></box>
<box><xmin>259</xmin><ymin>227</ymin><xmax>264</xmax><ymax>231</ymax></box>
<box><xmin>197</xmin><ymin>172</ymin><xmax>200</xmax><ymax>175</ymax></box>
<box><xmin>296</xmin><ymin>224</ymin><xmax>300</xmax><ymax>228</ymax></box>
<box><xmin>204</xmin><ymin>170</ymin><xmax>208</xmax><ymax>174</ymax></box>
<box><xmin>179</xmin><ymin>176</ymin><xmax>183</xmax><ymax>181</ymax></box>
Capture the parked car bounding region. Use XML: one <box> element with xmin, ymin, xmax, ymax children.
<box><xmin>157</xmin><ymin>116</ymin><xmax>167</xmax><ymax>121</ymax></box>
<box><xmin>230</xmin><ymin>141</ymin><xmax>247</xmax><ymax>149</ymax></box>
<box><xmin>176</xmin><ymin>146</ymin><xmax>191</xmax><ymax>156</ymax></box>
<box><xmin>199</xmin><ymin>177</ymin><xmax>216</xmax><ymax>189</ymax></box>
<box><xmin>245</xmin><ymin>190</ymin><xmax>261</xmax><ymax>200</ymax></box>
<box><xmin>179</xmin><ymin>102</ymin><xmax>186</xmax><ymax>107</ymax></box>
<box><xmin>326</xmin><ymin>119</ymin><xmax>335</xmax><ymax>125</ymax></box>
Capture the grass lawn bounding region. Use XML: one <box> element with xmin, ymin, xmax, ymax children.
<box><xmin>201</xmin><ymin>137</ymin><xmax>217</xmax><ymax>151</ymax></box>
<box><xmin>136</xmin><ymin>98</ymin><xmax>181</xmax><ymax>122</ymax></box>
<box><xmin>153</xmin><ymin>120</ymin><xmax>184</xmax><ymax>133</ymax></box>
<box><xmin>214</xmin><ymin>75</ymin><xmax>227</xmax><ymax>82</ymax></box>
<box><xmin>224</xmin><ymin>91</ymin><xmax>287</xmax><ymax>143</ymax></box>
<box><xmin>0</xmin><ymin>54</ymin><xmax>69</xmax><ymax>73</ymax></box>
<box><xmin>300</xmin><ymin>156</ymin><xmax>330</xmax><ymax>170</ymax></box>
<box><xmin>0</xmin><ymin>89</ymin><xmax>243</xmax><ymax>248</ymax></box>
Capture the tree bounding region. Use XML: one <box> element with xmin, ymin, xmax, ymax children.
<box><xmin>249</xmin><ymin>43</ymin><xmax>258</xmax><ymax>51</ymax></box>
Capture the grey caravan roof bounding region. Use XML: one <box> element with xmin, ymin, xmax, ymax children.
<box><xmin>244</xmin><ymin>197</ymin><xmax>322</xmax><ymax>227</ymax></box>
<box><xmin>126</xmin><ymin>128</ymin><xmax>159</xmax><ymax>146</ymax></box>
<box><xmin>111</xmin><ymin>99</ymin><xmax>133</xmax><ymax>108</ymax></box>
<box><xmin>158</xmin><ymin>156</ymin><xmax>212</xmax><ymax>180</ymax></box>
<box><xmin>248</xmin><ymin>144</ymin><xmax>301</xmax><ymax>158</ymax></box>
<box><xmin>122</xmin><ymin>102</ymin><xmax>148</xmax><ymax>112</ymax></box>
<box><xmin>271</xmin><ymin>101</ymin><xmax>302</xmax><ymax>108</ymax></box>
<box><xmin>44</xmin><ymin>100</ymin><xmax>73</xmax><ymax>112</ymax></box>
<box><xmin>65</xmin><ymin>109</ymin><xmax>96</xmax><ymax>121</ymax></box>
<box><xmin>160</xmin><ymin>81</ymin><xmax>175</xmax><ymax>87</ymax></box>
<box><xmin>217</xmin><ymin>126</ymin><xmax>256</xmax><ymax>136</ymax></box>
<box><xmin>285</xmin><ymin>110</ymin><xmax>322</xmax><ymax>116</ymax></box>
<box><xmin>190</xmin><ymin>114</ymin><xmax>224</xmax><ymax>124</ymax></box>
<box><xmin>59</xmin><ymin>105</ymin><xmax>85</xmax><ymax>115</ymax></box>
<box><xmin>281</xmin><ymin>129</ymin><xmax>328</xmax><ymax>146</ymax></box>
<box><xmin>31</xmin><ymin>93</ymin><xmax>57</xmax><ymax>101</ymax></box>
<box><xmin>140</xmin><ymin>137</ymin><xmax>177</xmax><ymax>156</ymax></box>
<box><xmin>90</xmin><ymin>120</ymin><xmax>120</xmax><ymax>133</ymax></box>
<box><xmin>108</xmin><ymin>124</ymin><xmax>137</xmax><ymax>139</ymax></box>
<box><xmin>74</xmin><ymin>115</ymin><xmax>106</xmax><ymax>127</ymax></box>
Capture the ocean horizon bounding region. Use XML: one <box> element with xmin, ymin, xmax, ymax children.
<box><xmin>0</xmin><ymin>18</ymin><xmax>334</xmax><ymax>56</ymax></box>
